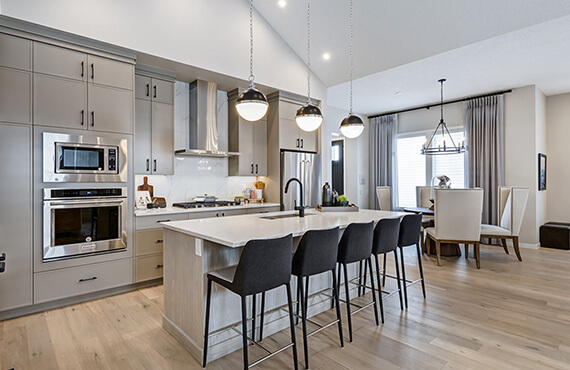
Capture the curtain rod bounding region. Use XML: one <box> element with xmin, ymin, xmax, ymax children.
<box><xmin>367</xmin><ymin>89</ymin><xmax>512</xmax><ymax>119</ymax></box>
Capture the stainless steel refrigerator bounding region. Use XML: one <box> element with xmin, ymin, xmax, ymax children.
<box><xmin>281</xmin><ymin>151</ymin><xmax>322</xmax><ymax>211</ymax></box>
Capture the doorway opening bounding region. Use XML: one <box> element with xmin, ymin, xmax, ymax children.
<box><xmin>331</xmin><ymin>138</ymin><xmax>345</xmax><ymax>195</ymax></box>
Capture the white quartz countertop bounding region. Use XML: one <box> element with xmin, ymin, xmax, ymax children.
<box><xmin>161</xmin><ymin>209</ymin><xmax>408</xmax><ymax>248</ymax></box>
<box><xmin>134</xmin><ymin>202</ymin><xmax>280</xmax><ymax>217</ymax></box>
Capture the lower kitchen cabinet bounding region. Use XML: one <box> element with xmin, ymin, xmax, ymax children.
<box><xmin>34</xmin><ymin>258</ymin><xmax>133</xmax><ymax>304</ymax></box>
<box><xmin>0</xmin><ymin>123</ymin><xmax>32</xmax><ymax>312</ymax></box>
<box><xmin>135</xmin><ymin>254</ymin><xmax>164</xmax><ymax>282</ymax></box>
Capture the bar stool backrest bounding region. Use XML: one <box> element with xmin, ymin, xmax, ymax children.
<box><xmin>337</xmin><ymin>222</ymin><xmax>374</xmax><ymax>264</ymax></box>
<box><xmin>372</xmin><ymin>217</ymin><xmax>400</xmax><ymax>255</ymax></box>
<box><xmin>233</xmin><ymin>234</ymin><xmax>293</xmax><ymax>296</ymax></box>
<box><xmin>398</xmin><ymin>213</ymin><xmax>423</xmax><ymax>247</ymax></box>
<box><xmin>292</xmin><ymin>227</ymin><xmax>340</xmax><ymax>277</ymax></box>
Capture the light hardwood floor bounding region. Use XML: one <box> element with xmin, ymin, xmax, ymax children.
<box><xmin>2</xmin><ymin>245</ymin><xmax>570</xmax><ymax>369</ymax></box>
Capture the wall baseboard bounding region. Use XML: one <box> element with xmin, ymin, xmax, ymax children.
<box><xmin>520</xmin><ymin>242</ymin><xmax>540</xmax><ymax>249</ymax></box>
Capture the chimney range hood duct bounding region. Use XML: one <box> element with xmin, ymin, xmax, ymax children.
<box><xmin>175</xmin><ymin>80</ymin><xmax>240</xmax><ymax>158</ymax></box>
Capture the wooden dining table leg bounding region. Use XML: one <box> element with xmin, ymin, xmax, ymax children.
<box><xmin>513</xmin><ymin>237</ymin><xmax>522</xmax><ymax>261</ymax></box>
<box><xmin>464</xmin><ymin>244</ymin><xmax>469</xmax><ymax>259</ymax></box>
<box><xmin>436</xmin><ymin>240</ymin><xmax>441</xmax><ymax>266</ymax></box>
<box><xmin>475</xmin><ymin>242</ymin><xmax>481</xmax><ymax>269</ymax></box>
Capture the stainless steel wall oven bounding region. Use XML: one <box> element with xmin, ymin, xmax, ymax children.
<box><xmin>43</xmin><ymin>188</ymin><xmax>127</xmax><ymax>261</ymax></box>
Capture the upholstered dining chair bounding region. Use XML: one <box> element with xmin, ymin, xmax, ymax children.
<box><xmin>480</xmin><ymin>186</ymin><xmax>529</xmax><ymax>261</ymax></box>
<box><xmin>376</xmin><ymin>186</ymin><xmax>392</xmax><ymax>211</ymax></box>
<box><xmin>416</xmin><ymin>186</ymin><xmax>433</xmax><ymax>253</ymax></box>
<box><xmin>425</xmin><ymin>188</ymin><xmax>484</xmax><ymax>268</ymax></box>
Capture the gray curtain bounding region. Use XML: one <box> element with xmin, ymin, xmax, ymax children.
<box><xmin>369</xmin><ymin>114</ymin><xmax>398</xmax><ymax>210</ymax></box>
<box><xmin>464</xmin><ymin>95</ymin><xmax>505</xmax><ymax>226</ymax></box>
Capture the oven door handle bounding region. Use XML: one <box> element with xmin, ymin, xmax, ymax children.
<box><xmin>46</xmin><ymin>199</ymin><xmax>125</xmax><ymax>207</ymax></box>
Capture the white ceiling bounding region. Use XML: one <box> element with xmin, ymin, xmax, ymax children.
<box><xmin>255</xmin><ymin>0</ymin><xmax>570</xmax><ymax>115</ymax></box>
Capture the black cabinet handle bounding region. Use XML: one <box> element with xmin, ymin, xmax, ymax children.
<box><xmin>156</xmin><ymin>239</ymin><xmax>163</xmax><ymax>243</ymax></box>
<box><xmin>79</xmin><ymin>276</ymin><xmax>97</xmax><ymax>283</ymax></box>
<box><xmin>221</xmin><ymin>212</ymin><xmax>225</xmax><ymax>217</ymax></box>
<box><xmin>146</xmin><ymin>83</ymin><xmax>150</xmax><ymax>97</ymax></box>
<box><xmin>80</xmin><ymin>110</ymin><xmax>84</xmax><ymax>126</ymax></box>
<box><xmin>216</xmin><ymin>213</ymin><xmax>219</xmax><ymax>217</ymax></box>
<box><xmin>251</xmin><ymin>164</ymin><xmax>254</xmax><ymax>174</ymax></box>
<box><xmin>153</xmin><ymin>85</ymin><xmax>157</xmax><ymax>98</ymax></box>
<box><xmin>255</xmin><ymin>164</ymin><xmax>258</xmax><ymax>174</ymax></box>
<box><xmin>81</xmin><ymin>61</ymin><xmax>84</xmax><ymax>77</ymax></box>
<box><xmin>296</xmin><ymin>138</ymin><xmax>299</xmax><ymax>148</ymax></box>
<box><xmin>91</xmin><ymin>111</ymin><xmax>95</xmax><ymax>127</ymax></box>
<box><xmin>157</xmin><ymin>219</ymin><xmax>171</xmax><ymax>223</ymax></box>
<box><xmin>300</xmin><ymin>139</ymin><xmax>304</xmax><ymax>148</ymax></box>
<box><xmin>0</xmin><ymin>262</ymin><xmax>5</xmax><ymax>273</ymax></box>
<box><xmin>156</xmin><ymin>264</ymin><xmax>164</xmax><ymax>269</ymax></box>
<box><xmin>153</xmin><ymin>159</ymin><xmax>157</xmax><ymax>172</ymax></box>
<box><xmin>0</xmin><ymin>253</ymin><xmax>5</xmax><ymax>261</ymax></box>
<box><xmin>146</xmin><ymin>159</ymin><xmax>150</xmax><ymax>172</ymax></box>
<box><xmin>90</xmin><ymin>63</ymin><xmax>94</xmax><ymax>79</ymax></box>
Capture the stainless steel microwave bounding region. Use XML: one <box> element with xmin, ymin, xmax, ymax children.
<box><xmin>43</xmin><ymin>132</ymin><xmax>127</xmax><ymax>182</ymax></box>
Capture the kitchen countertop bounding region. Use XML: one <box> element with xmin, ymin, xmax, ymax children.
<box><xmin>161</xmin><ymin>209</ymin><xmax>407</xmax><ymax>248</ymax></box>
<box><xmin>134</xmin><ymin>202</ymin><xmax>281</xmax><ymax>217</ymax></box>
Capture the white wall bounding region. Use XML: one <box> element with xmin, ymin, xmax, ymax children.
<box><xmin>535</xmin><ymin>89</ymin><xmax>547</xmax><ymax>239</ymax></box>
<box><xmin>545</xmin><ymin>92</ymin><xmax>570</xmax><ymax>223</ymax></box>
<box><xmin>398</xmin><ymin>101</ymin><xmax>464</xmax><ymax>134</ymax></box>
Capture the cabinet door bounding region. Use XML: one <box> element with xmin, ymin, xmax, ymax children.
<box><xmin>152</xmin><ymin>78</ymin><xmax>174</xmax><ymax>104</ymax></box>
<box><xmin>0</xmin><ymin>33</ymin><xmax>31</xmax><ymax>70</ymax></box>
<box><xmin>135</xmin><ymin>99</ymin><xmax>152</xmax><ymax>174</ymax></box>
<box><xmin>299</xmin><ymin>128</ymin><xmax>318</xmax><ymax>153</ymax></box>
<box><xmin>253</xmin><ymin>120</ymin><xmax>267</xmax><ymax>176</ymax></box>
<box><xmin>0</xmin><ymin>67</ymin><xmax>31</xmax><ymax>124</ymax></box>
<box><xmin>279</xmin><ymin>118</ymin><xmax>301</xmax><ymax>151</ymax></box>
<box><xmin>34</xmin><ymin>74</ymin><xmax>87</xmax><ymax>129</ymax></box>
<box><xmin>88</xmin><ymin>55</ymin><xmax>133</xmax><ymax>90</ymax></box>
<box><xmin>238</xmin><ymin>120</ymin><xmax>255</xmax><ymax>176</ymax></box>
<box><xmin>88</xmin><ymin>85</ymin><xmax>133</xmax><ymax>134</ymax></box>
<box><xmin>34</xmin><ymin>42</ymin><xmax>86</xmax><ymax>81</ymax></box>
<box><xmin>135</xmin><ymin>75</ymin><xmax>151</xmax><ymax>100</ymax></box>
<box><xmin>151</xmin><ymin>102</ymin><xmax>174</xmax><ymax>175</ymax></box>
<box><xmin>0</xmin><ymin>123</ymin><xmax>32</xmax><ymax>311</ymax></box>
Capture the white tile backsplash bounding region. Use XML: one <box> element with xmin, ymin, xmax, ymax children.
<box><xmin>137</xmin><ymin>81</ymin><xmax>257</xmax><ymax>204</ymax></box>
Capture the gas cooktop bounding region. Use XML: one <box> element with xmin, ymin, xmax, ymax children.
<box><xmin>172</xmin><ymin>200</ymin><xmax>238</xmax><ymax>209</ymax></box>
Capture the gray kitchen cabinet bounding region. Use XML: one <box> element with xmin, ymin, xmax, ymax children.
<box><xmin>0</xmin><ymin>33</ymin><xmax>31</xmax><ymax>70</ymax></box>
<box><xmin>0</xmin><ymin>67</ymin><xmax>32</xmax><ymax>124</ymax></box>
<box><xmin>34</xmin><ymin>74</ymin><xmax>87</xmax><ymax>129</ymax></box>
<box><xmin>135</xmin><ymin>75</ymin><xmax>173</xmax><ymax>104</ymax></box>
<box><xmin>299</xmin><ymin>125</ymin><xmax>318</xmax><ymax>152</ymax></box>
<box><xmin>135</xmin><ymin>75</ymin><xmax>151</xmax><ymax>100</ymax></box>
<box><xmin>279</xmin><ymin>117</ymin><xmax>303</xmax><ymax>151</ymax></box>
<box><xmin>0</xmin><ymin>123</ymin><xmax>32</xmax><ymax>312</ymax></box>
<box><xmin>88</xmin><ymin>84</ymin><xmax>133</xmax><ymax>134</ymax></box>
<box><xmin>227</xmin><ymin>88</ymin><xmax>268</xmax><ymax>176</ymax></box>
<box><xmin>151</xmin><ymin>102</ymin><xmax>174</xmax><ymax>175</ymax></box>
<box><xmin>87</xmin><ymin>54</ymin><xmax>133</xmax><ymax>90</ymax></box>
<box><xmin>134</xmin><ymin>99</ymin><xmax>153</xmax><ymax>174</ymax></box>
<box><xmin>34</xmin><ymin>42</ymin><xmax>87</xmax><ymax>82</ymax></box>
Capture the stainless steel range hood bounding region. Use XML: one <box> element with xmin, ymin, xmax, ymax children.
<box><xmin>175</xmin><ymin>80</ymin><xmax>240</xmax><ymax>158</ymax></box>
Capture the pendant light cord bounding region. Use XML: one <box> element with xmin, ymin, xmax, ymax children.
<box><xmin>349</xmin><ymin>0</ymin><xmax>354</xmax><ymax>114</ymax></box>
<box><xmin>249</xmin><ymin>0</ymin><xmax>255</xmax><ymax>87</ymax></box>
<box><xmin>440</xmin><ymin>79</ymin><xmax>444</xmax><ymax>122</ymax></box>
<box><xmin>306</xmin><ymin>0</ymin><xmax>312</xmax><ymax>104</ymax></box>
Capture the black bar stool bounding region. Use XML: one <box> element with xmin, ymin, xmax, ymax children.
<box><xmin>337</xmin><ymin>221</ymin><xmax>379</xmax><ymax>342</ymax></box>
<box><xmin>203</xmin><ymin>234</ymin><xmax>298</xmax><ymax>370</ymax></box>
<box><xmin>395</xmin><ymin>213</ymin><xmax>426</xmax><ymax>308</ymax></box>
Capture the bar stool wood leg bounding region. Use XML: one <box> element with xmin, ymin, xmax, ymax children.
<box><xmin>342</xmin><ymin>263</ymin><xmax>353</xmax><ymax>342</ymax></box>
<box><xmin>382</xmin><ymin>253</ymin><xmax>387</xmax><ymax>287</ymax></box>
<box><xmin>368</xmin><ymin>257</ymin><xmax>381</xmax><ymax>325</ymax></box>
<box><xmin>296</xmin><ymin>278</ymin><xmax>301</xmax><ymax>325</ymax></box>
<box><xmin>251</xmin><ymin>294</ymin><xmax>256</xmax><ymax>346</ymax></box>
<box><xmin>202</xmin><ymin>279</ymin><xmax>213</xmax><ymax>368</ymax></box>
<box><xmin>241</xmin><ymin>296</ymin><xmax>249</xmax><ymax>370</ymax></box>
<box><xmin>298</xmin><ymin>276</ymin><xmax>309</xmax><ymax>370</ymax></box>
<box><xmin>393</xmin><ymin>250</ymin><xmax>404</xmax><ymax>310</ymax></box>
<box><xmin>331</xmin><ymin>270</ymin><xmax>344</xmax><ymax>348</ymax></box>
<box><xmin>373</xmin><ymin>255</ymin><xmax>385</xmax><ymax>324</ymax></box>
<box><xmin>415</xmin><ymin>243</ymin><xmax>426</xmax><ymax>299</ymax></box>
<box><xmin>399</xmin><ymin>248</ymin><xmax>408</xmax><ymax>309</ymax></box>
<box><xmin>258</xmin><ymin>292</ymin><xmax>265</xmax><ymax>342</ymax></box>
<box><xmin>285</xmin><ymin>282</ymin><xmax>299</xmax><ymax>370</ymax></box>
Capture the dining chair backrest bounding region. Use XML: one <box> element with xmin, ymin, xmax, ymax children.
<box><xmin>376</xmin><ymin>186</ymin><xmax>392</xmax><ymax>211</ymax></box>
<box><xmin>434</xmin><ymin>188</ymin><xmax>484</xmax><ymax>242</ymax></box>
<box><xmin>498</xmin><ymin>186</ymin><xmax>529</xmax><ymax>236</ymax></box>
<box><xmin>416</xmin><ymin>186</ymin><xmax>432</xmax><ymax>208</ymax></box>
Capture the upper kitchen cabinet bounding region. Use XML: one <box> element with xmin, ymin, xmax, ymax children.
<box><xmin>135</xmin><ymin>74</ymin><xmax>173</xmax><ymax>104</ymax></box>
<box><xmin>32</xmin><ymin>42</ymin><xmax>135</xmax><ymax>134</ymax></box>
<box><xmin>0</xmin><ymin>33</ymin><xmax>32</xmax><ymax>71</ymax></box>
<box><xmin>268</xmin><ymin>91</ymin><xmax>320</xmax><ymax>153</ymax></box>
<box><xmin>227</xmin><ymin>88</ymin><xmax>268</xmax><ymax>176</ymax></box>
<box><xmin>134</xmin><ymin>71</ymin><xmax>174</xmax><ymax>175</ymax></box>
<box><xmin>0</xmin><ymin>33</ymin><xmax>32</xmax><ymax>125</ymax></box>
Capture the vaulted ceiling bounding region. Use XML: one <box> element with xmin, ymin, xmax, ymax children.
<box><xmin>255</xmin><ymin>0</ymin><xmax>570</xmax><ymax>114</ymax></box>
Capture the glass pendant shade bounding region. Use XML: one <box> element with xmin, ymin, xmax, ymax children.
<box><xmin>339</xmin><ymin>114</ymin><xmax>364</xmax><ymax>138</ymax></box>
<box><xmin>235</xmin><ymin>87</ymin><xmax>268</xmax><ymax>121</ymax></box>
<box><xmin>295</xmin><ymin>103</ymin><xmax>323</xmax><ymax>132</ymax></box>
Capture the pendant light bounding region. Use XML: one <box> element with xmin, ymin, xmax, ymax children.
<box><xmin>421</xmin><ymin>79</ymin><xmax>465</xmax><ymax>155</ymax></box>
<box><xmin>340</xmin><ymin>0</ymin><xmax>364</xmax><ymax>139</ymax></box>
<box><xmin>235</xmin><ymin>0</ymin><xmax>268</xmax><ymax>122</ymax></box>
<box><xmin>295</xmin><ymin>0</ymin><xmax>323</xmax><ymax>132</ymax></box>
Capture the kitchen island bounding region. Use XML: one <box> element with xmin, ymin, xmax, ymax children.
<box><xmin>160</xmin><ymin>209</ymin><xmax>407</xmax><ymax>364</ymax></box>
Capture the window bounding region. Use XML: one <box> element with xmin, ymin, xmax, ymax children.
<box><xmin>397</xmin><ymin>135</ymin><xmax>426</xmax><ymax>207</ymax></box>
<box><xmin>396</xmin><ymin>129</ymin><xmax>465</xmax><ymax>208</ymax></box>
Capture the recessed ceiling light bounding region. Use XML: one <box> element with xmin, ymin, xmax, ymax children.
<box><xmin>322</xmin><ymin>52</ymin><xmax>331</xmax><ymax>60</ymax></box>
<box><xmin>278</xmin><ymin>0</ymin><xmax>286</xmax><ymax>7</ymax></box>
<box><xmin>395</xmin><ymin>91</ymin><xmax>403</xmax><ymax>95</ymax></box>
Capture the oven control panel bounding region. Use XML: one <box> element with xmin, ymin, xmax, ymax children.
<box><xmin>108</xmin><ymin>148</ymin><xmax>116</xmax><ymax>171</ymax></box>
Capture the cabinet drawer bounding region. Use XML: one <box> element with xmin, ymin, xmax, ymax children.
<box><xmin>0</xmin><ymin>33</ymin><xmax>32</xmax><ymax>70</ymax></box>
<box><xmin>34</xmin><ymin>42</ymin><xmax>86</xmax><ymax>81</ymax></box>
<box><xmin>135</xmin><ymin>254</ymin><xmax>164</xmax><ymax>282</ymax></box>
<box><xmin>0</xmin><ymin>67</ymin><xmax>31</xmax><ymax>124</ymax></box>
<box><xmin>136</xmin><ymin>229</ymin><xmax>164</xmax><ymax>256</ymax></box>
<box><xmin>34</xmin><ymin>258</ymin><xmax>133</xmax><ymax>304</ymax></box>
<box><xmin>88</xmin><ymin>55</ymin><xmax>133</xmax><ymax>90</ymax></box>
<box><xmin>136</xmin><ymin>213</ymin><xmax>188</xmax><ymax>230</ymax></box>
<box><xmin>246</xmin><ymin>206</ymin><xmax>280</xmax><ymax>214</ymax></box>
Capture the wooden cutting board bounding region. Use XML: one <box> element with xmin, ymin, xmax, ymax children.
<box><xmin>137</xmin><ymin>176</ymin><xmax>154</xmax><ymax>197</ymax></box>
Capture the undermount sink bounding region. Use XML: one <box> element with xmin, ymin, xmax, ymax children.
<box><xmin>259</xmin><ymin>213</ymin><xmax>316</xmax><ymax>220</ymax></box>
